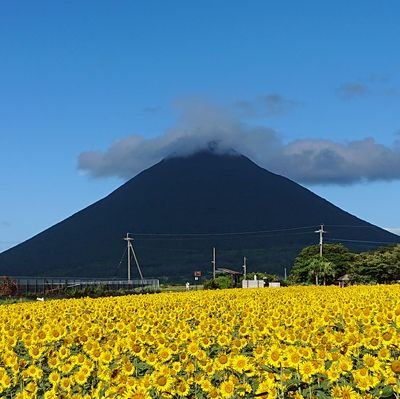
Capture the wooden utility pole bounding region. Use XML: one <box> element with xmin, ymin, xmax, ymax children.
<box><xmin>124</xmin><ymin>233</ymin><xmax>133</xmax><ymax>281</ymax></box>
<box><xmin>243</xmin><ymin>256</ymin><xmax>247</xmax><ymax>280</ymax></box>
<box><xmin>212</xmin><ymin>247</ymin><xmax>216</xmax><ymax>280</ymax></box>
<box><xmin>313</xmin><ymin>225</ymin><xmax>326</xmax><ymax>286</ymax></box>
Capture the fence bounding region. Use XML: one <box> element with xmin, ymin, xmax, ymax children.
<box><xmin>10</xmin><ymin>277</ymin><xmax>160</xmax><ymax>296</ymax></box>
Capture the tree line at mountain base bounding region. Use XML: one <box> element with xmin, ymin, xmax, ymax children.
<box><xmin>288</xmin><ymin>243</ymin><xmax>400</xmax><ymax>285</ymax></box>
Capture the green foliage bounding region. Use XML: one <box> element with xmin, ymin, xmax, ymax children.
<box><xmin>289</xmin><ymin>244</ymin><xmax>355</xmax><ymax>285</ymax></box>
<box><xmin>203</xmin><ymin>275</ymin><xmax>233</xmax><ymax>289</ymax></box>
<box><xmin>290</xmin><ymin>243</ymin><xmax>400</xmax><ymax>286</ymax></box>
<box><xmin>350</xmin><ymin>244</ymin><xmax>400</xmax><ymax>283</ymax></box>
<box><xmin>306</xmin><ymin>256</ymin><xmax>335</xmax><ymax>285</ymax></box>
<box><xmin>51</xmin><ymin>285</ymin><xmax>158</xmax><ymax>299</ymax></box>
<box><xmin>203</xmin><ymin>279</ymin><xmax>217</xmax><ymax>289</ymax></box>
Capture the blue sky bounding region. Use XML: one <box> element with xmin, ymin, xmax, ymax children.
<box><xmin>1</xmin><ymin>1</ymin><xmax>400</xmax><ymax>252</ymax></box>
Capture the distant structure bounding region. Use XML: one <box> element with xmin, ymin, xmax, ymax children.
<box><xmin>268</xmin><ymin>282</ymin><xmax>281</xmax><ymax>288</ymax></box>
<box><xmin>242</xmin><ymin>274</ymin><xmax>265</xmax><ymax>289</ymax></box>
<box><xmin>337</xmin><ymin>274</ymin><xmax>351</xmax><ymax>288</ymax></box>
<box><xmin>216</xmin><ymin>267</ymin><xmax>242</xmax><ymax>286</ymax></box>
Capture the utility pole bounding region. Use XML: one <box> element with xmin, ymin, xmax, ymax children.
<box><xmin>243</xmin><ymin>256</ymin><xmax>247</xmax><ymax>280</ymax></box>
<box><xmin>212</xmin><ymin>247</ymin><xmax>216</xmax><ymax>280</ymax></box>
<box><xmin>313</xmin><ymin>224</ymin><xmax>325</xmax><ymax>286</ymax></box>
<box><xmin>124</xmin><ymin>233</ymin><xmax>144</xmax><ymax>284</ymax></box>
<box><xmin>284</xmin><ymin>266</ymin><xmax>287</xmax><ymax>281</ymax></box>
<box><xmin>124</xmin><ymin>233</ymin><xmax>133</xmax><ymax>281</ymax></box>
<box><xmin>315</xmin><ymin>224</ymin><xmax>326</xmax><ymax>257</ymax></box>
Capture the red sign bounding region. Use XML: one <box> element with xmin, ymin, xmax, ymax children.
<box><xmin>193</xmin><ymin>271</ymin><xmax>201</xmax><ymax>277</ymax></box>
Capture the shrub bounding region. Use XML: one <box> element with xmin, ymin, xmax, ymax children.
<box><xmin>203</xmin><ymin>275</ymin><xmax>233</xmax><ymax>289</ymax></box>
<box><xmin>0</xmin><ymin>276</ymin><xmax>18</xmax><ymax>297</ymax></box>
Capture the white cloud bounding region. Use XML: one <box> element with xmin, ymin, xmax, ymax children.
<box><xmin>78</xmin><ymin>99</ymin><xmax>400</xmax><ymax>185</ymax></box>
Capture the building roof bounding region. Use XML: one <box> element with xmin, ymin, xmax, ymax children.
<box><xmin>216</xmin><ymin>267</ymin><xmax>242</xmax><ymax>275</ymax></box>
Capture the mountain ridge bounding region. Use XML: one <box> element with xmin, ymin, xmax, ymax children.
<box><xmin>1</xmin><ymin>151</ymin><xmax>398</xmax><ymax>280</ymax></box>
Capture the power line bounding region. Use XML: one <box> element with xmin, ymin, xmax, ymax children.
<box><xmin>326</xmin><ymin>237</ymin><xmax>399</xmax><ymax>245</ymax></box>
<box><xmin>131</xmin><ymin>225</ymin><xmax>318</xmax><ymax>238</ymax></box>
<box><xmin>113</xmin><ymin>246</ymin><xmax>127</xmax><ymax>277</ymax></box>
<box><xmin>117</xmin><ymin>224</ymin><xmax>399</xmax><ymax>239</ymax></box>
<box><xmin>133</xmin><ymin>230</ymin><xmax>316</xmax><ymax>242</ymax></box>
<box><xmin>326</xmin><ymin>224</ymin><xmax>397</xmax><ymax>229</ymax></box>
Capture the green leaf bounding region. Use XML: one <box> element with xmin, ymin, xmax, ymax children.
<box><xmin>380</xmin><ymin>385</ymin><xmax>394</xmax><ymax>398</ymax></box>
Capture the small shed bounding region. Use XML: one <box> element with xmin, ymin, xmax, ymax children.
<box><xmin>337</xmin><ymin>274</ymin><xmax>351</xmax><ymax>288</ymax></box>
<box><xmin>216</xmin><ymin>267</ymin><xmax>242</xmax><ymax>286</ymax></box>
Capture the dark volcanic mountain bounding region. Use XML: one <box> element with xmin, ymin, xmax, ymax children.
<box><xmin>1</xmin><ymin>151</ymin><xmax>398</xmax><ymax>280</ymax></box>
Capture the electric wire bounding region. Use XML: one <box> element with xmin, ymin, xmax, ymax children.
<box><xmin>129</xmin><ymin>225</ymin><xmax>318</xmax><ymax>238</ymax></box>
<box><xmin>113</xmin><ymin>224</ymin><xmax>398</xmax><ymax>274</ymax></box>
<box><xmin>326</xmin><ymin>238</ymin><xmax>399</xmax><ymax>245</ymax></box>
<box><xmin>113</xmin><ymin>246</ymin><xmax>127</xmax><ymax>277</ymax></box>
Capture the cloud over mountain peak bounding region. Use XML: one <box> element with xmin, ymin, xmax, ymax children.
<box><xmin>78</xmin><ymin>100</ymin><xmax>400</xmax><ymax>185</ymax></box>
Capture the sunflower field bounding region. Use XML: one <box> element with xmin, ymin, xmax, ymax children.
<box><xmin>1</xmin><ymin>285</ymin><xmax>400</xmax><ymax>398</ymax></box>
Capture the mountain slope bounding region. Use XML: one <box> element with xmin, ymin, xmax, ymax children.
<box><xmin>1</xmin><ymin>152</ymin><xmax>398</xmax><ymax>279</ymax></box>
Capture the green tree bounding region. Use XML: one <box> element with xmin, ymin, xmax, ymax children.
<box><xmin>203</xmin><ymin>275</ymin><xmax>233</xmax><ymax>289</ymax></box>
<box><xmin>307</xmin><ymin>257</ymin><xmax>321</xmax><ymax>285</ymax></box>
<box><xmin>289</xmin><ymin>244</ymin><xmax>354</xmax><ymax>284</ymax></box>
<box><xmin>350</xmin><ymin>245</ymin><xmax>400</xmax><ymax>283</ymax></box>
<box><xmin>305</xmin><ymin>256</ymin><xmax>335</xmax><ymax>285</ymax></box>
<box><xmin>319</xmin><ymin>259</ymin><xmax>336</xmax><ymax>285</ymax></box>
